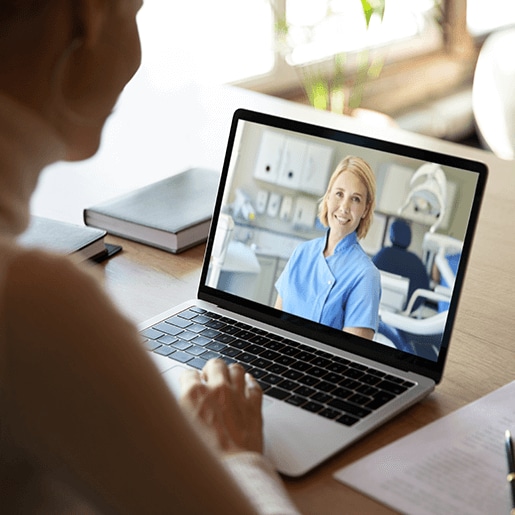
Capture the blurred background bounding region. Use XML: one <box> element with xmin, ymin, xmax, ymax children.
<box><xmin>136</xmin><ymin>0</ymin><xmax>515</xmax><ymax>157</ymax></box>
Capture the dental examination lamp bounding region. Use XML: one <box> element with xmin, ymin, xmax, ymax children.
<box><xmin>398</xmin><ymin>163</ymin><xmax>447</xmax><ymax>233</ymax></box>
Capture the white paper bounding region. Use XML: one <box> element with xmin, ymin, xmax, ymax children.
<box><xmin>334</xmin><ymin>380</ymin><xmax>515</xmax><ymax>515</ymax></box>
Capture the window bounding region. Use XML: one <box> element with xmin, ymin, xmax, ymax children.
<box><xmin>281</xmin><ymin>0</ymin><xmax>441</xmax><ymax>67</ymax></box>
<box><xmin>136</xmin><ymin>1</ymin><xmax>513</xmax><ymax>109</ymax></box>
<box><xmin>467</xmin><ymin>0</ymin><xmax>515</xmax><ymax>37</ymax></box>
<box><xmin>137</xmin><ymin>0</ymin><xmax>442</xmax><ymax>94</ymax></box>
<box><xmin>136</xmin><ymin>0</ymin><xmax>274</xmax><ymax>90</ymax></box>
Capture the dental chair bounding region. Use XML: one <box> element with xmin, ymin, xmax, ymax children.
<box><xmin>374</xmin><ymin>231</ymin><xmax>461</xmax><ymax>359</ymax></box>
<box><xmin>376</xmin><ymin>288</ymin><xmax>451</xmax><ymax>358</ymax></box>
<box><xmin>373</xmin><ymin>219</ymin><xmax>430</xmax><ymax>312</ymax></box>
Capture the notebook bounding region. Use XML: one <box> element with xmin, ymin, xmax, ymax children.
<box><xmin>140</xmin><ymin>109</ymin><xmax>487</xmax><ymax>477</ymax></box>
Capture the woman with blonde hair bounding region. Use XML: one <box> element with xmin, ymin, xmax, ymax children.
<box><xmin>275</xmin><ymin>156</ymin><xmax>381</xmax><ymax>340</ymax></box>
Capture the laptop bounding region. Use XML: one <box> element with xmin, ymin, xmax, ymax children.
<box><xmin>140</xmin><ymin>109</ymin><xmax>487</xmax><ymax>477</ymax></box>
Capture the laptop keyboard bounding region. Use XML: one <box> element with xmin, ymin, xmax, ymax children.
<box><xmin>141</xmin><ymin>306</ymin><xmax>416</xmax><ymax>427</ymax></box>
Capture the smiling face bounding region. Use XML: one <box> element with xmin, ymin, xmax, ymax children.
<box><xmin>319</xmin><ymin>156</ymin><xmax>376</xmax><ymax>241</ymax></box>
<box><xmin>325</xmin><ymin>170</ymin><xmax>370</xmax><ymax>242</ymax></box>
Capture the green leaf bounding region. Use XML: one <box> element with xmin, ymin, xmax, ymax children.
<box><xmin>360</xmin><ymin>0</ymin><xmax>386</xmax><ymax>29</ymax></box>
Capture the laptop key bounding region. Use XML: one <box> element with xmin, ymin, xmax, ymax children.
<box><xmin>336</xmin><ymin>414</ymin><xmax>360</xmax><ymax>426</ymax></box>
<box><xmin>315</xmin><ymin>380</ymin><xmax>336</xmax><ymax>393</ymax></box>
<box><xmin>306</xmin><ymin>366</ymin><xmax>326</xmax><ymax>377</ymax></box>
<box><xmin>295</xmin><ymin>385</ymin><xmax>316</xmax><ymax>398</ymax></box>
<box><xmin>266</xmin><ymin>388</ymin><xmax>290</xmax><ymax>401</ymax></box>
<box><xmin>177</xmin><ymin>331</ymin><xmax>199</xmax><ymax>342</ymax></box>
<box><xmin>360</xmin><ymin>374</ymin><xmax>382</xmax><ymax>386</ymax></box>
<box><xmin>237</xmin><ymin>353</ymin><xmax>256</xmax><ymax>364</ymax></box>
<box><xmin>356</xmin><ymin>384</ymin><xmax>380</xmax><ymax>397</ymax></box>
<box><xmin>284</xmin><ymin>369</ymin><xmax>303</xmax><ymax>381</ymax></box>
<box><xmin>191</xmin><ymin>335</ymin><xmax>212</xmax><ymax>347</ymax></box>
<box><xmin>144</xmin><ymin>340</ymin><xmax>161</xmax><ymax>351</ymax></box>
<box><xmin>166</xmin><ymin>316</ymin><xmax>192</xmax><ymax>328</ymax></box>
<box><xmin>377</xmin><ymin>380</ymin><xmax>408</xmax><ymax>395</ymax></box>
<box><xmin>249</xmin><ymin>335</ymin><xmax>270</xmax><ymax>345</ymax></box>
<box><xmin>251</xmin><ymin>358</ymin><xmax>272</xmax><ymax>370</ymax></box>
<box><xmin>220</xmin><ymin>347</ymin><xmax>242</xmax><ymax>358</ymax></box>
<box><xmin>188</xmin><ymin>357</ymin><xmax>208</xmax><ymax>370</ymax></box>
<box><xmin>319</xmin><ymin>408</ymin><xmax>341</xmax><ymax>420</ymax></box>
<box><xmin>205</xmin><ymin>319</ymin><xmax>226</xmax><ymax>330</ymax></box>
<box><xmin>262</xmin><ymin>373</ymin><xmax>283</xmax><ymax>386</ymax></box>
<box><xmin>267</xmin><ymin>363</ymin><xmax>287</xmax><ymax>375</ymax></box>
<box><xmin>367</xmin><ymin>391</ymin><xmax>395</xmax><ymax>409</ymax></box>
<box><xmin>348</xmin><ymin>393</ymin><xmax>372</xmax><ymax>406</ymax></box>
<box><xmin>189</xmin><ymin>306</ymin><xmax>207</xmax><ymax>314</ymax></box>
<box><xmin>153</xmin><ymin>322</ymin><xmax>182</xmax><ymax>336</ymax></box>
<box><xmin>298</xmin><ymin>375</ymin><xmax>320</xmax><ymax>387</ymax></box>
<box><xmin>302</xmin><ymin>401</ymin><xmax>323</xmax><ymax>413</ymax></box>
<box><xmin>312</xmin><ymin>392</ymin><xmax>333</xmax><ymax>404</ymax></box>
<box><xmin>290</xmin><ymin>361</ymin><xmax>312</xmax><ymax>372</ymax></box>
<box><xmin>246</xmin><ymin>344</ymin><xmax>266</xmax><ymax>356</ymax></box>
<box><xmin>141</xmin><ymin>327</ymin><xmax>164</xmax><ymax>340</ymax></box>
<box><xmin>206</xmin><ymin>341</ymin><xmax>227</xmax><ymax>352</ymax></box>
<box><xmin>277</xmin><ymin>379</ymin><xmax>299</xmax><ymax>391</ymax></box>
<box><xmin>158</xmin><ymin>334</ymin><xmax>178</xmax><ymax>345</ymax></box>
<box><xmin>276</xmin><ymin>355</ymin><xmax>295</xmax><ymax>366</ymax></box>
<box><xmin>215</xmin><ymin>333</ymin><xmax>236</xmax><ymax>344</ymax></box>
<box><xmin>231</xmin><ymin>338</ymin><xmax>250</xmax><ymax>350</ymax></box>
<box><xmin>328</xmin><ymin>399</ymin><xmax>372</xmax><ymax>418</ymax></box>
<box><xmin>169</xmin><ymin>351</ymin><xmax>194</xmax><ymax>363</ymax></box>
<box><xmin>261</xmin><ymin>349</ymin><xmax>280</xmax><ymax>361</ymax></box>
<box><xmin>178</xmin><ymin>309</ymin><xmax>199</xmax><ymax>320</ymax></box>
<box><xmin>154</xmin><ymin>345</ymin><xmax>175</xmax><ymax>356</ymax></box>
<box><xmin>172</xmin><ymin>340</ymin><xmax>193</xmax><ymax>351</ymax></box>
<box><xmin>200</xmin><ymin>328</ymin><xmax>220</xmax><ymax>339</ymax></box>
<box><xmin>246</xmin><ymin>368</ymin><xmax>268</xmax><ymax>379</ymax></box>
<box><xmin>186</xmin><ymin>345</ymin><xmax>208</xmax><ymax>356</ymax></box>
<box><xmin>332</xmin><ymin>386</ymin><xmax>353</xmax><ymax>399</ymax></box>
<box><xmin>285</xmin><ymin>395</ymin><xmax>307</xmax><ymax>407</ymax></box>
<box><xmin>200</xmin><ymin>350</ymin><xmax>220</xmax><ymax>361</ymax></box>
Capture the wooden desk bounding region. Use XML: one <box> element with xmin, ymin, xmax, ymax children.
<box><xmin>34</xmin><ymin>80</ymin><xmax>515</xmax><ymax>514</ymax></box>
<box><xmin>100</xmin><ymin>160</ymin><xmax>515</xmax><ymax>513</ymax></box>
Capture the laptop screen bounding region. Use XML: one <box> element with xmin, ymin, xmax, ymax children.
<box><xmin>199</xmin><ymin>109</ymin><xmax>487</xmax><ymax>382</ymax></box>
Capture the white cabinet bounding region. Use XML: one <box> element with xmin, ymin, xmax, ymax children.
<box><xmin>253</xmin><ymin>131</ymin><xmax>284</xmax><ymax>183</ymax></box>
<box><xmin>276</xmin><ymin>137</ymin><xmax>306</xmax><ymax>190</ymax></box>
<box><xmin>254</xmin><ymin>130</ymin><xmax>334</xmax><ymax>195</ymax></box>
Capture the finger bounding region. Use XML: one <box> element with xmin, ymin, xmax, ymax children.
<box><xmin>202</xmin><ymin>358</ymin><xmax>230</xmax><ymax>386</ymax></box>
<box><xmin>245</xmin><ymin>373</ymin><xmax>263</xmax><ymax>406</ymax></box>
<box><xmin>179</xmin><ymin>367</ymin><xmax>203</xmax><ymax>394</ymax></box>
<box><xmin>228</xmin><ymin>363</ymin><xmax>246</xmax><ymax>391</ymax></box>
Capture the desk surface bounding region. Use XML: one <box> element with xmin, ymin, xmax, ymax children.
<box><xmin>34</xmin><ymin>78</ymin><xmax>515</xmax><ymax>514</ymax></box>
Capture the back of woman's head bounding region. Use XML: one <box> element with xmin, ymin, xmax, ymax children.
<box><xmin>0</xmin><ymin>1</ymin><xmax>47</xmax><ymax>23</ymax></box>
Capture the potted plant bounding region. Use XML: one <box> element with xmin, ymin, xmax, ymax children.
<box><xmin>270</xmin><ymin>0</ymin><xmax>442</xmax><ymax>117</ymax></box>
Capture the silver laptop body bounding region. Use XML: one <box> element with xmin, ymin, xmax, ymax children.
<box><xmin>141</xmin><ymin>109</ymin><xmax>487</xmax><ymax>477</ymax></box>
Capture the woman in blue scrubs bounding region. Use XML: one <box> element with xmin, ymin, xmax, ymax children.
<box><xmin>275</xmin><ymin>156</ymin><xmax>381</xmax><ymax>340</ymax></box>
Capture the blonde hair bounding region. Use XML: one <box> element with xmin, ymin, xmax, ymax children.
<box><xmin>318</xmin><ymin>155</ymin><xmax>376</xmax><ymax>239</ymax></box>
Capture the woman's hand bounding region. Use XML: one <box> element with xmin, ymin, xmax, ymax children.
<box><xmin>179</xmin><ymin>359</ymin><xmax>264</xmax><ymax>455</ymax></box>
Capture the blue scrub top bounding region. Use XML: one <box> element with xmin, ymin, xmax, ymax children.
<box><xmin>275</xmin><ymin>231</ymin><xmax>381</xmax><ymax>332</ymax></box>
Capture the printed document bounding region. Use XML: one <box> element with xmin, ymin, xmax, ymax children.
<box><xmin>334</xmin><ymin>380</ymin><xmax>515</xmax><ymax>515</ymax></box>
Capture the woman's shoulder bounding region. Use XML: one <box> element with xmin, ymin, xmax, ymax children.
<box><xmin>2</xmin><ymin>243</ymin><xmax>103</xmax><ymax>304</ymax></box>
<box><xmin>293</xmin><ymin>234</ymin><xmax>325</xmax><ymax>254</ymax></box>
<box><xmin>352</xmin><ymin>243</ymin><xmax>381</xmax><ymax>276</ymax></box>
